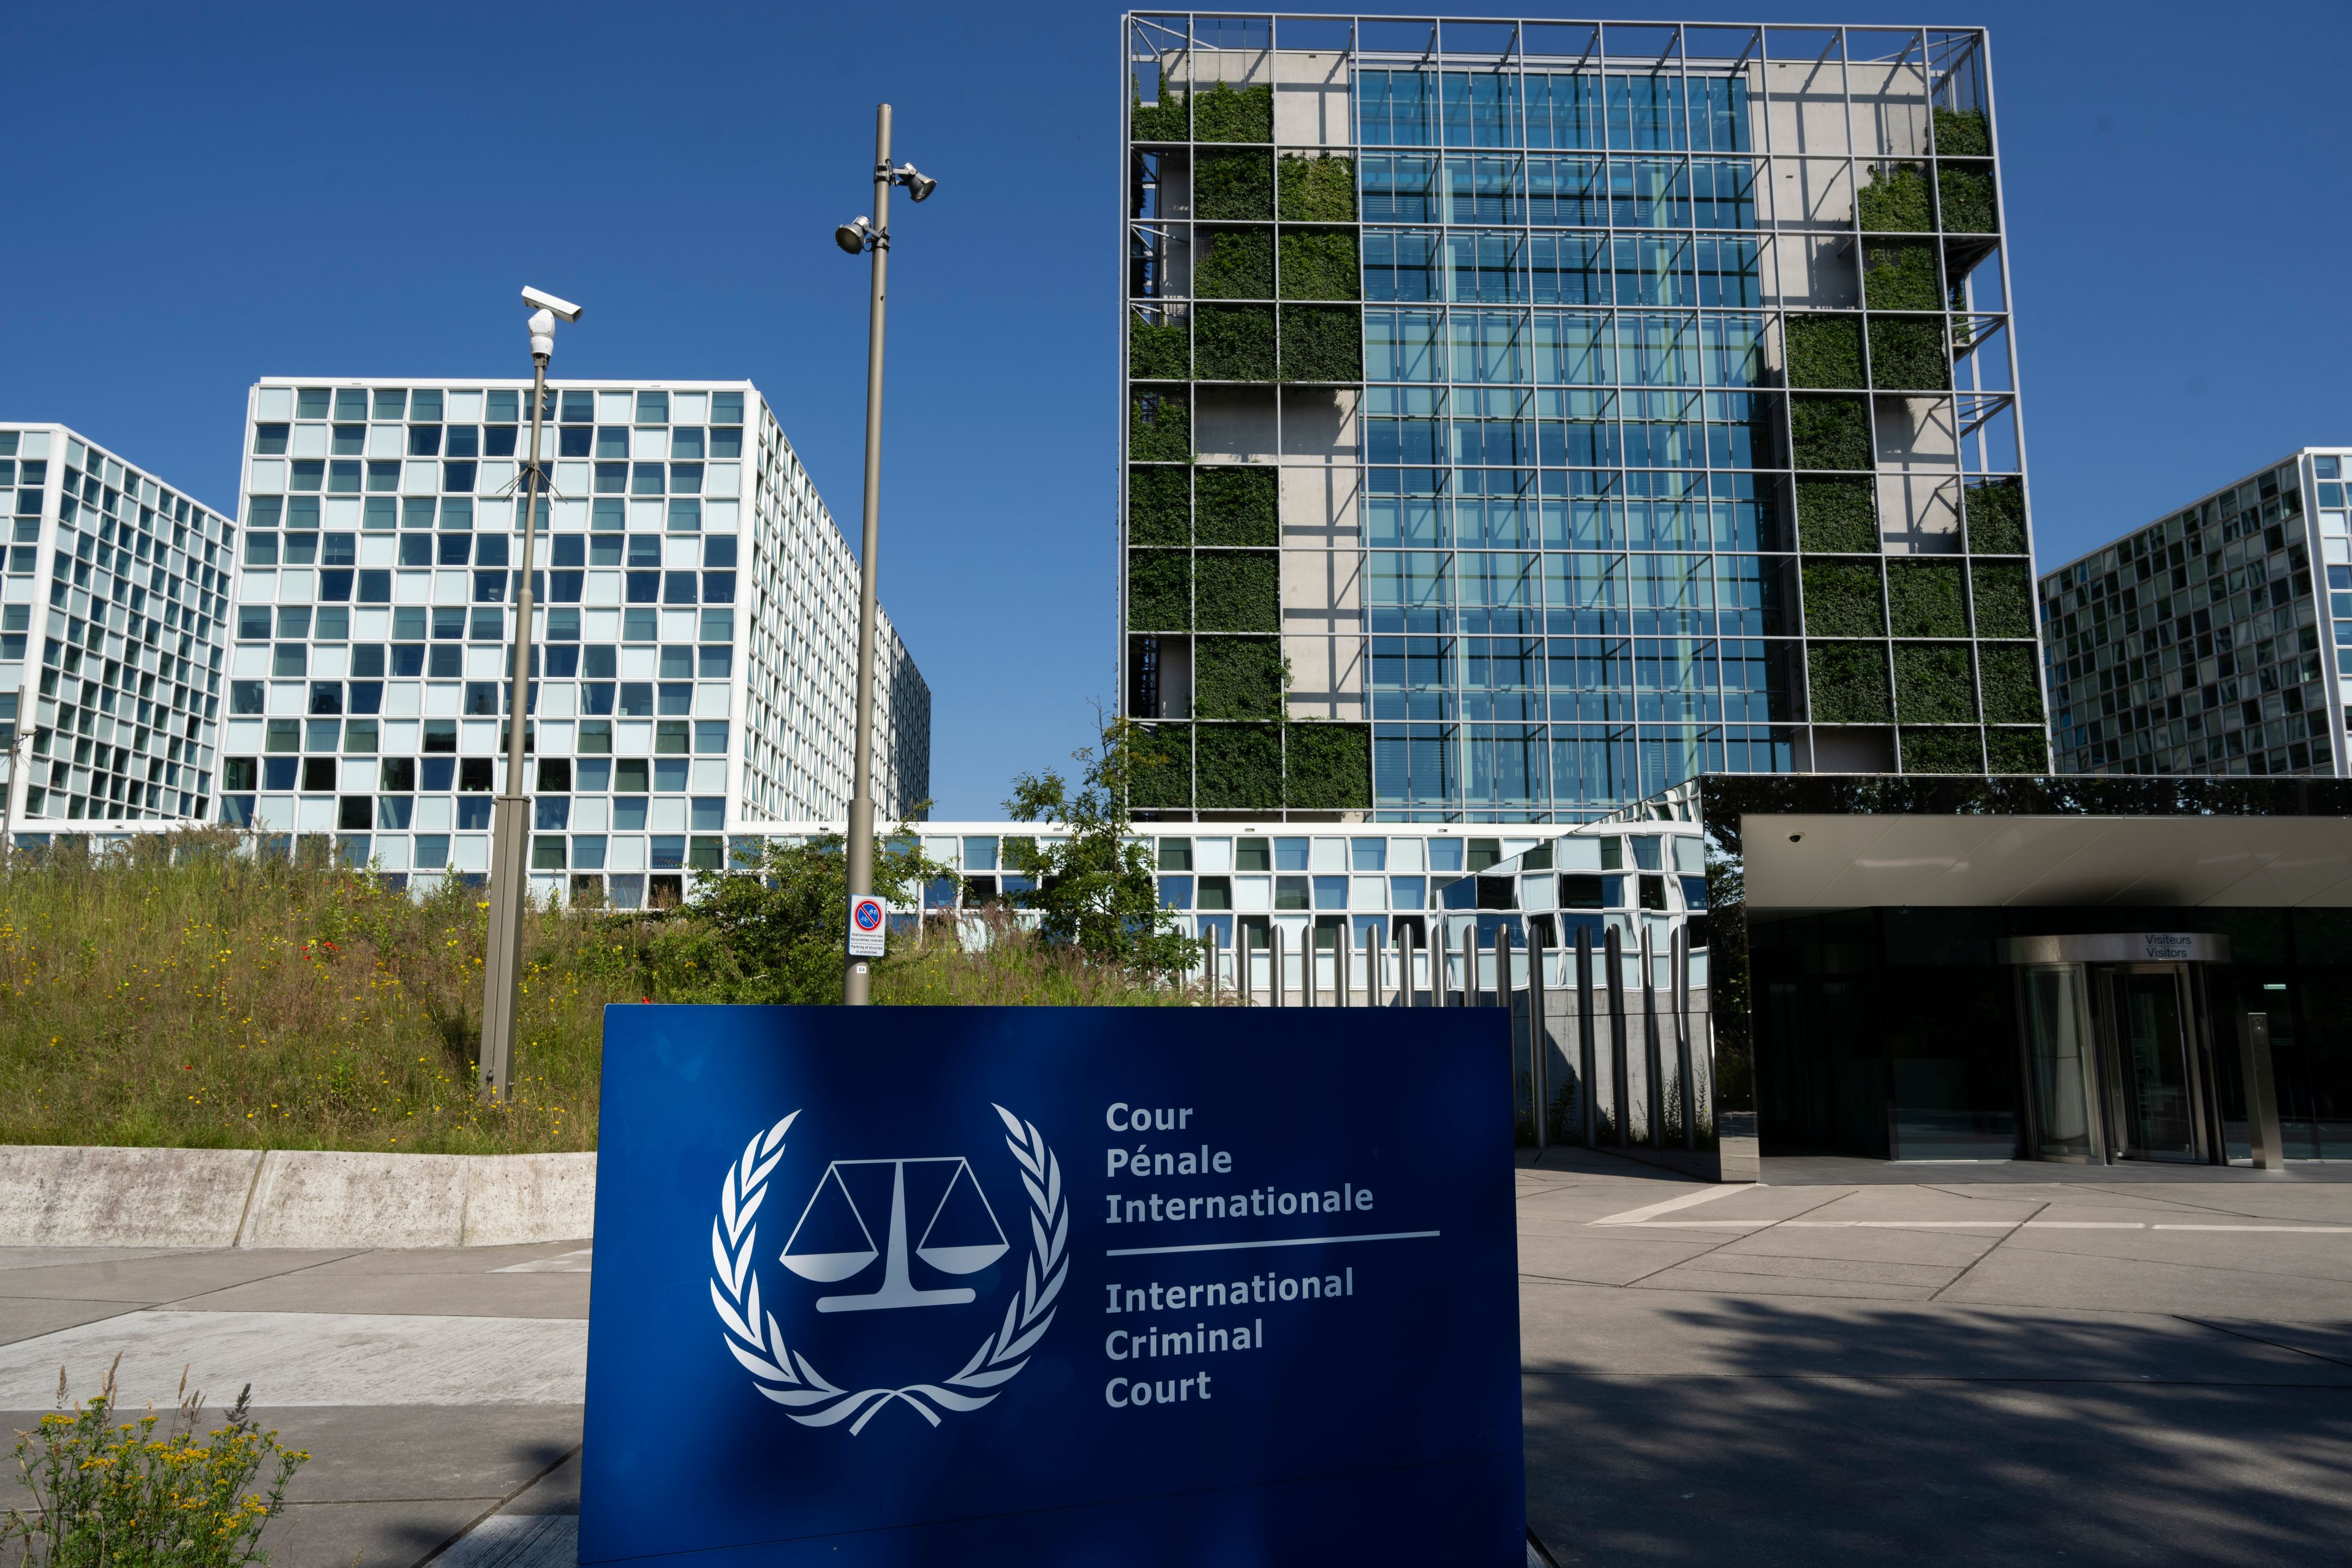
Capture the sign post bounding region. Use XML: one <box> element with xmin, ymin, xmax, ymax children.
<box><xmin>582</xmin><ymin>1005</ymin><xmax>1523</xmax><ymax>1564</ymax></box>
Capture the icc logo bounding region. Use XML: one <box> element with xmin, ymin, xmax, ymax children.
<box><xmin>709</xmin><ymin>1106</ymin><xmax>1067</xmax><ymax>1433</ymax></box>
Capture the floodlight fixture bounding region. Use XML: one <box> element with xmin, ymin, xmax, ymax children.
<box><xmin>835</xmin><ymin>215</ymin><xmax>877</xmax><ymax>255</ymax></box>
<box><xmin>891</xmin><ymin>162</ymin><xmax>937</xmax><ymax>202</ymax></box>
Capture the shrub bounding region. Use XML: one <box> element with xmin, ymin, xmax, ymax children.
<box><xmin>1894</xmin><ymin>643</ymin><xmax>1977</xmax><ymax>723</ymax></box>
<box><xmin>1803</xmin><ymin>559</ymin><xmax>1885</xmax><ymax>637</ymax></box>
<box><xmin>1808</xmin><ymin>641</ymin><xmax>1893</xmax><ymax>723</ymax></box>
<box><xmin>1278</xmin><ymin>230</ymin><xmax>1359</xmax><ymax>300</ymax></box>
<box><xmin>2</xmin><ymin>1377</ymin><xmax>308</xmax><ymax>1568</ymax></box>
<box><xmin>1986</xmin><ymin>726</ymin><xmax>2049</xmax><ymax>774</ymax></box>
<box><xmin>1940</xmin><ymin>165</ymin><xmax>1997</xmax><ymax>233</ymax></box>
<box><xmin>1195</xmin><ymin>466</ymin><xmax>1277</xmax><ymax>546</ymax></box>
<box><xmin>1964</xmin><ymin>478</ymin><xmax>2028</xmax><ymax>554</ymax></box>
<box><xmin>1194</xmin><ymin>636</ymin><xmax>1284</xmax><ymax>719</ymax></box>
<box><xmin>1197</xmin><ymin>226</ymin><xmax>1273</xmax><ymax>299</ymax></box>
<box><xmin>1785</xmin><ymin>314</ymin><xmax>1863</xmax><ymax>389</ymax></box>
<box><xmin>1901</xmin><ymin>726</ymin><xmax>1983</xmax><ymax>774</ymax></box>
<box><xmin>1197</xmin><ymin>305</ymin><xmax>1276</xmax><ymax>381</ymax></box>
<box><xmin>1128</xmin><ymin>720</ymin><xmax>1194</xmax><ymax>809</ymax></box>
<box><xmin>1858</xmin><ymin>162</ymin><xmax>1934</xmax><ymax>232</ymax></box>
<box><xmin>1132</xmin><ymin>71</ymin><xmax>1187</xmax><ymax>141</ymax></box>
<box><xmin>1286</xmin><ymin>722</ymin><xmax>1372</xmax><ymax>809</ymax></box>
<box><xmin>1278</xmin><ymin>154</ymin><xmax>1357</xmax><ymax>221</ymax></box>
<box><xmin>1869</xmin><ymin>316</ymin><xmax>1949</xmax><ymax>390</ymax></box>
<box><xmin>1128</xmin><ymin>466</ymin><xmax>1189</xmax><ymax>547</ymax></box>
<box><xmin>1196</xmin><ymin>149</ymin><xmax>1273</xmax><ymax>217</ymax></box>
<box><xmin>1863</xmin><ymin>242</ymin><xmax>1942</xmax><ymax>311</ymax></box>
<box><xmin>1279</xmin><ymin>305</ymin><xmax>1362</xmax><ymax>382</ymax></box>
<box><xmin>1979</xmin><ymin>642</ymin><xmax>2048</xmax><ymax>724</ymax></box>
<box><xmin>1971</xmin><ymin>560</ymin><xmax>2034</xmax><ymax>638</ymax></box>
<box><xmin>1887</xmin><ymin>559</ymin><xmax>1966</xmax><ymax>636</ymax></box>
<box><xmin>1193</xmin><ymin>80</ymin><xmax>1272</xmax><ymax>142</ymax></box>
<box><xmin>1934</xmin><ymin>107</ymin><xmax>1991</xmax><ymax>156</ymax></box>
<box><xmin>1791</xmin><ymin>396</ymin><xmax>1871</xmax><ymax>470</ymax></box>
<box><xmin>1195</xmin><ymin>549</ymin><xmax>1278</xmax><ymax>631</ymax></box>
<box><xmin>1129</xmin><ymin>317</ymin><xmax>1189</xmax><ymax>380</ymax></box>
<box><xmin>1128</xmin><ymin>549</ymin><xmax>1192</xmax><ymax>630</ymax></box>
<box><xmin>1797</xmin><ymin>477</ymin><xmax>1878</xmax><ymax>552</ymax></box>
<box><xmin>1197</xmin><ymin>723</ymin><xmax>1283</xmax><ymax>808</ymax></box>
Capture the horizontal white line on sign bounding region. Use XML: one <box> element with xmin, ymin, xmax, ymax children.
<box><xmin>2150</xmin><ymin>1224</ymin><xmax>2352</xmax><ymax>1232</ymax></box>
<box><xmin>1105</xmin><ymin>1230</ymin><xmax>1441</xmax><ymax>1258</ymax></box>
<box><xmin>1589</xmin><ymin>1185</ymin><xmax>1751</xmax><ymax>1227</ymax></box>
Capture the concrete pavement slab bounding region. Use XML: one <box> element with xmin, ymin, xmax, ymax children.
<box><xmin>1630</xmin><ymin>1265</ymin><xmax>1940</xmax><ymax>1302</ymax></box>
<box><xmin>1526</xmin><ymin>1376</ymin><xmax>2352</xmax><ymax>1566</ymax></box>
<box><xmin>284</xmin><ymin>1240</ymin><xmax>595</xmax><ymax>1276</ymax></box>
<box><xmin>169</xmin><ymin>1269</ymin><xmax>590</xmax><ymax>1319</ymax></box>
<box><xmin>0</xmin><ymin>1248</ymin><xmax>357</xmax><ymax>1305</ymax></box>
<box><xmin>0</xmin><ymin>1296</ymin><xmax>136</xmax><ymax>1346</ymax></box>
<box><xmin>1518</xmin><ymin>1279</ymin><xmax>2352</xmax><ymax>1382</ymax></box>
<box><xmin>258</xmin><ymin>1495</ymin><xmax>494</xmax><ymax>1568</ymax></box>
<box><xmin>0</xmin><ymin>1309</ymin><xmax>587</xmax><ymax>1408</ymax></box>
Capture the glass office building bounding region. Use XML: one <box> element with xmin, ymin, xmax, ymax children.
<box><xmin>2041</xmin><ymin>448</ymin><xmax>2352</xmax><ymax>778</ymax></box>
<box><xmin>0</xmin><ymin>424</ymin><xmax>232</xmax><ymax>823</ymax></box>
<box><xmin>1121</xmin><ymin>15</ymin><xmax>2047</xmax><ymax>823</ymax></box>
<box><xmin>219</xmin><ymin>379</ymin><xmax>930</xmax><ymax>907</ymax></box>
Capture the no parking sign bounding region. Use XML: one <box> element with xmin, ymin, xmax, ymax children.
<box><xmin>846</xmin><ymin>894</ymin><xmax>886</xmax><ymax>957</ymax></box>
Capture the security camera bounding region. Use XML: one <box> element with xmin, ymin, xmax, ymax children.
<box><xmin>521</xmin><ymin>285</ymin><xmax>584</xmax><ymax>323</ymax></box>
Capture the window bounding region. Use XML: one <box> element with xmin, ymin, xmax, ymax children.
<box><xmin>301</xmin><ymin>756</ymin><xmax>337</xmax><ymax>791</ymax></box>
<box><xmin>636</xmin><ymin>391</ymin><xmax>669</xmax><ymax>424</ymax></box>
<box><xmin>423</xmin><ymin>718</ymin><xmax>457</xmax><ymax>753</ymax></box>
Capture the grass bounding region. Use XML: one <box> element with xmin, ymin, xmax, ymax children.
<box><xmin>0</xmin><ymin>831</ymin><xmax>1191</xmax><ymax>1155</ymax></box>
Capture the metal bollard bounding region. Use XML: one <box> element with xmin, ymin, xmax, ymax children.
<box><xmin>1575</xmin><ymin>925</ymin><xmax>1596</xmax><ymax>1148</ymax></box>
<box><xmin>1528</xmin><ymin>925</ymin><xmax>1548</xmax><ymax>1153</ymax></box>
<box><xmin>1271</xmin><ymin>925</ymin><xmax>1286</xmax><ymax>1008</ymax></box>
<box><xmin>1673</xmin><ymin>924</ymin><xmax>1695</xmax><ymax>1150</ymax></box>
<box><xmin>1605</xmin><ymin>925</ymin><xmax>1627</xmax><ymax>1147</ymax></box>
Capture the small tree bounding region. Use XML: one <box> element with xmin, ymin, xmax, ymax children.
<box><xmin>684</xmin><ymin>831</ymin><xmax>951</xmax><ymax>1004</ymax></box>
<box><xmin>1003</xmin><ymin>718</ymin><xmax>1203</xmax><ymax>981</ymax></box>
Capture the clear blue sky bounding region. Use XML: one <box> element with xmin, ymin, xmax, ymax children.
<box><xmin>2</xmin><ymin>2</ymin><xmax>2345</xmax><ymax>815</ymax></box>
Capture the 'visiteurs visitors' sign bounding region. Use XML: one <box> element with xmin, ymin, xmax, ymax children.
<box><xmin>581</xmin><ymin>1005</ymin><xmax>1523</xmax><ymax>1565</ymax></box>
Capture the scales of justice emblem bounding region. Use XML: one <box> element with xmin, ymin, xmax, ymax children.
<box><xmin>782</xmin><ymin>1157</ymin><xmax>1008</xmax><ymax>1312</ymax></box>
<box><xmin>708</xmin><ymin>1107</ymin><xmax>1069</xmax><ymax>1432</ymax></box>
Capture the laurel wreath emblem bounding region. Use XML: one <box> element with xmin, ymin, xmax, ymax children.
<box><xmin>709</xmin><ymin>1105</ymin><xmax>1067</xmax><ymax>1434</ymax></box>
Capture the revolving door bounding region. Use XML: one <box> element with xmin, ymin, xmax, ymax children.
<box><xmin>1999</xmin><ymin>934</ymin><xmax>2231</xmax><ymax>1165</ymax></box>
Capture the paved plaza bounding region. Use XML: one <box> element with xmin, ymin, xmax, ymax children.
<box><xmin>1</xmin><ymin>1157</ymin><xmax>2348</xmax><ymax>1564</ymax></box>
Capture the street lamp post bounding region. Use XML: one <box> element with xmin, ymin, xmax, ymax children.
<box><xmin>481</xmin><ymin>286</ymin><xmax>583</xmax><ymax>1102</ymax></box>
<box><xmin>835</xmin><ymin>105</ymin><xmax>936</xmax><ymax>1006</ymax></box>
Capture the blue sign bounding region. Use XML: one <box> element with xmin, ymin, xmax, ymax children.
<box><xmin>581</xmin><ymin>1005</ymin><xmax>1523</xmax><ymax>1565</ymax></box>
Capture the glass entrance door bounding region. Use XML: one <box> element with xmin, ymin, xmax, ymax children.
<box><xmin>2019</xmin><ymin>965</ymin><xmax>2099</xmax><ymax>1159</ymax></box>
<box><xmin>2105</xmin><ymin>967</ymin><xmax>2202</xmax><ymax>1161</ymax></box>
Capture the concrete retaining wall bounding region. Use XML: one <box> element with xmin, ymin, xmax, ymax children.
<box><xmin>0</xmin><ymin>1145</ymin><xmax>597</xmax><ymax>1249</ymax></box>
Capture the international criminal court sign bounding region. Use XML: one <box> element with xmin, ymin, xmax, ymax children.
<box><xmin>581</xmin><ymin>1006</ymin><xmax>1524</xmax><ymax>1563</ymax></box>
